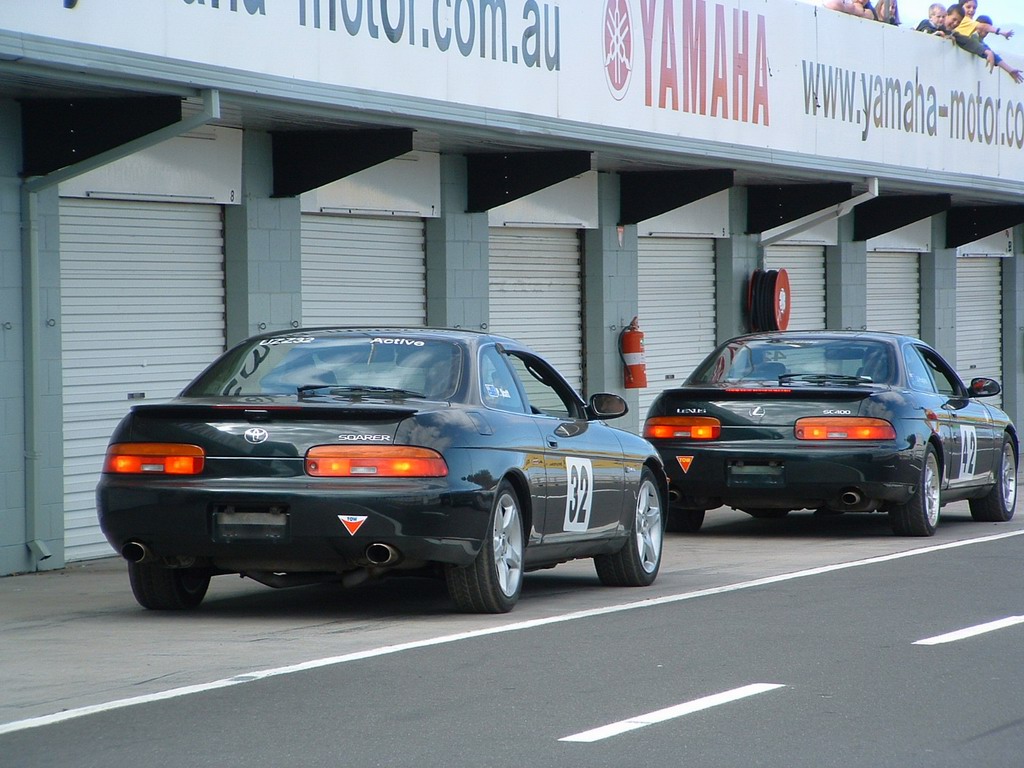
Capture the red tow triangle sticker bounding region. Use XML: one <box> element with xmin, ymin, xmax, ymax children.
<box><xmin>677</xmin><ymin>456</ymin><xmax>694</xmax><ymax>474</ymax></box>
<box><xmin>339</xmin><ymin>515</ymin><xmax>368</xmax><ymax>535</ymax></box>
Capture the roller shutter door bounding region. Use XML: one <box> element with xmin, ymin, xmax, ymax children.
<box><xmin>764</xmin><ymin>245</ymin><xmax>826</xmax><ymax>330</ymax></box>
<box><xmin>489</xmin><ymin>228</ymin><xmax>583</xmax><ymax>390</ymax></box>
<box><xmin>301</xmin><ymin>215</ymin><xmax>426</xmax><ymax>326</ymax></box>
<box><xmin>956</xmin><ymin>257</ymin><xmax>1002</xmax><ymax>403</ymax></box>
<box><xmin>637</xmin><ymin>237</ymin><xmax>716</xmax><ymax>415</ymax></box>
<box><xmin>60</xmin><ymin>199</ymin><xmax>226</xmax><ymax>561</ymax></box>
<box><xmin>866</xmin><ymin>252</ymin><xmax>920</xmax><ymax>337</ymax></box>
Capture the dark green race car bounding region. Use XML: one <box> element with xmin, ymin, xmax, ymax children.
<box><xmin>644</xmin><ymin>331</ymin><xmax>1018</xmax><ymax>537</ymax></box>
<box><xmin>98</xmin><ymin>328</ymin><xmax>666</xmax><ymax>614</ymax></box>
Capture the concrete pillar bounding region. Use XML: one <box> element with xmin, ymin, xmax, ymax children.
<box><xmin>224</xmin><ymin>130</ymin><xmax>303</xmax><ymax>346</ymax></box>
<box><xmin>425</xmin><ymin>155</ymin><xmax>489</xmax><ymax>331</ymax></box>
<box><xmin>715</xmin><ymin>187</ymin><xmax>759</xmax><ymax>342</ymax></box>
<box><xmin>582</xmin><ymin>173</ymin><xmax>640</xmax><ymax>431</ymax></box>
<box><xmin>920</xmin><ymin>213</ymin><xmax>958</xmax><ymax>360</ymax></box>
<box><xmin>825</xmin><ymin>214</ymin><xmax>867</xmax><ymax>331</ymax></box>
<box><xmin>19</xmin><ymin>185</ymin><xmax>65</xmax><ymax>572</ymax></box>
<box><xmin>0</xmin><ymin>100</ymin><xmax>28</xmax><ymax>574</ymax></box>
<box><xmin>2</xmin><ymin>98</ymin><xmax>65</xmax><ymax>573</ymax></box>
<box><xmin>1001</xmin><ymin>226</ymin><xmax>1024</xmax><ymax>429</ymax></box>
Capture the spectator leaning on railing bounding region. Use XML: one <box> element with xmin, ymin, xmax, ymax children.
<box><xmin>822</xmin><ymin>0</ymin><xmax>1020</xmax><ymax>84</ymax></box>
<box><xmin>916</xmin><ymin>3</ymin><xmax>950</xmax><ymax>35</ymax></box>
<box><xmin>823</xmin><ymin>0</ymin><xmax>899</xmax><ymax>24</ymax></box>
<box><xmin>943</xmin><ymin>3</ymin><xmax>1023</xmax><ymax>83</ymax></box>
<box><xmin>955</xmin><ymin>0</ymin><xmax>1013</xmax><ymax>41</ymax></box>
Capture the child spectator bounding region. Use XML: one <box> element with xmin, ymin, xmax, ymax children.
<box><xmin>916</xmin><ymin>3</ymin><xmax>948</xmax><ymax>35</ymax></box>
<box><xmin>823</xmin><ymin>0</ymin><xmax>878</xmax><ymax>20</ymax></box>
<box><xmin>945</xmin><ymin>4</ymin><xmax>1023</xmax><ymax>83</ymax></box>
<box><xmin>876</xmin><ymin>0</ymin><xmax>899</xmax><ymax>25</ymax></box>
<box><xmin>956</xmin><ymin>0</ymin><xmax>1013</xmax><ymax>41</ymax></box>
<box><xmin>824</xmin><ymin>0</ymin><xmax>899</xmax><ymax>23</ymax></box>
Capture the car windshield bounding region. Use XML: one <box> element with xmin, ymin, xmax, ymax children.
<box><xmin>183</xmin><ymin>333</ymin><xmax>464</xmax><ymax>400</ymax></box>
<box><xmin>690</xmin><ymin>338</ymin><xmax>895</xmax><ymax>385</ymax></box>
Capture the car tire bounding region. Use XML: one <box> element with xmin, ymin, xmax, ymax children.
<box><xmin>969</xmin><ymin>434</ymin><xmax>1017</xmax><ymax>522</ymax></box>
<box><xmin>595</xmin><ymin>468</ymin><xmax>664</xmax><ymax>587</ymax></box>
<box><xmin>889</xmin><ymin>443</ymin><xmax>941</xmax><ymax>536</ymax></box>
<box><xmin>446</xmin><ymin>480</ymin><xmax>524</xmax><ymax>613</ymax></box>
<box><xmin>128</xmin><ymin>562</ymin><xmax>211</xmax><ymax>610</ymax></box>
<box><xmin>743</xmin><ymin>508</ymin><xmax>790</xmax><ymax>519</ymax></box>
<box><xmin>665</xmin><ymin>506</ymin><xmax>705</xmax><ymax>533</ymax></box>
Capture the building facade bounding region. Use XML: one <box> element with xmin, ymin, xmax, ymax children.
<box><xmin>2</xmin><ymin>0</ymin><xmax>1023</xmax><ymax>574</ymax></box>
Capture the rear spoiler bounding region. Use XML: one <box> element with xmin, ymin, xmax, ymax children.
<box><xmin>130</xmin><ymin>402</ymin><xmax>420</xmax><ymax>421</ymax></box>
<box><xmin>655</xmin><ymin>385</ymin><xmax>879</xmax><ymax>401</ymax></box>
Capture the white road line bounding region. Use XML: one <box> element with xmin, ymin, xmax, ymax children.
<box><xmin>559</xmin><ymin>683</ymin><xmax>786</xmax><ymax>743</ymax></box>
<box><xmin>914</xmin><ymin>616</ymin><xmax>1024</xmax><ymax>646</ymax></box>
<box><xmin>2</xmin><ymin>528</ymin><xmax>1022</xmax><ymax>736</ymax></box>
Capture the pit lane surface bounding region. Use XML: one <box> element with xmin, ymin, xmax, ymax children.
<box><xmin>3</xmin><ymin>501</ymin><xmax>1023</xmax><ymax>767</ymax></box>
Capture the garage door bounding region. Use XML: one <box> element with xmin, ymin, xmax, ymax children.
<box><xmin>301</xmin><ymin>215</ymin><xmax>426</xmax><ymax>326</ymax></box>
<box><xmin>956</xmin><ymin>256</ymin><xmax>1002</xmax><ymax>402</ymax></box>
<box><xmin>60</xmin><ymin>199</ymin><xmax>226</xmax><ymax>561</ymax></box>
<box><xmin>637</xmin><ymin>237</ymin><xmax>716</xmax><ymax>415</ymax></box>
<box><xmin>867</xmin><ymin>252</ymin><xmax>920</xmax><ymax>337</ymax></box>
<box><xmin>489</xmin><ymin>228</ymin><xmax>583</xmax><ymax>391</ymax></box>
<box><xmin>764</xmin><ymin>245</ymin><xmax>826</xmax><ymax>330</ymax></box>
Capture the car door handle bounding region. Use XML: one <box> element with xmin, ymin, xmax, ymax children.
<box><xmin>547</xmin><ymin>439</ymin><xmax>559</xmax><ymax>448</ymax></box>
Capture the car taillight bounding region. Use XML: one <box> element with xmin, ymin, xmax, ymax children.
<box><xmin>305</xmin><ymin>446</ymin><xmax>449</xmax><ymax>477</ymax></box>
<box><xmin>103</xmin><ymin>443</ymin><xmax>205</xmax><ymax>475</ymax></box>
<box><xmin>794</xmin><ymin>417</ymin><xmax>896</xmax><ymax>441</ymax></box>
<box><xmin>644</xmin><ymin>417</ymin><xmax>721</xmax><ymax>440</ymax></box>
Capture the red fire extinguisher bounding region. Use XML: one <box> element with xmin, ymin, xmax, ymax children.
<box><xmin>619</xmin><ymin>316</ymin><xmax>647</xmax><ymax>389</ymax></box>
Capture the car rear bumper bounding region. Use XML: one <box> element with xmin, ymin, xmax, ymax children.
<box><xmin>97</xmin><ymin>476</ymin><xmax>493</xmax><ymax>571</ymax></box>
<box><xmin>655</xmin><ymin>443</ymin><xmax>919</xmax><ymax>512</ymax></box>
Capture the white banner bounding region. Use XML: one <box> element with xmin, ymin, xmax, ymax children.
<box><xmin>4</xmin><ymin>0</ymin><xmax>1024</xmax><ymax>183</ymax></box>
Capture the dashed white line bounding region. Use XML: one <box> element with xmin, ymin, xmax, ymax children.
<box><xmin>559</xmin><ymin>683</ymin><xmax>786</xmax><ymax>743</ymax></box>
<box><xmin>1</xmin><ymin>528</ymin><xmax>1022</xmax><ymax>736</ymax></box>
<box><xmin>914</xmin><ymin>615</ymin><xmax>1024</xmax><ymax>646</ymax></box>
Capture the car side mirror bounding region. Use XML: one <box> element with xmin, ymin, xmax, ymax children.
<box><xmin>588</xmin><ymin>392</ymin><xmax>628</xmax><ymax>420</ymax></box>
<box><xmin>969</xmin><ymin>377</ymin><xmax>1001</xmax><ymax>398</ymax></box>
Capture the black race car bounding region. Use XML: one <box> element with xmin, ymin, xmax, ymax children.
<box><xmin>643</xmin><ymin>331</ymin><xmax>1018</xmax><ymax>536</ymax></box>
<box><xmin>97</xmin><ymin>328</ymin><xmax>667</xmax><ymax>613</ymax></box>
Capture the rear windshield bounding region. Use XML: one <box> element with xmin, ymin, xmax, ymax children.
<box><xmin>184</xmin><ymin>334</ymin><xmax>464</xmax><ymax>399</ymax></box>
<box><xmin>690</xmin><ymin>338</ymin><xmax>895</xmax><ymax>384</ymax></box>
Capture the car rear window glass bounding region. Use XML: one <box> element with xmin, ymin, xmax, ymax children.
<box><xmin>690</xmin><ymin>338</ymin><xmax>895</xmax><ymax>384</ymax></box>
<box><xmin>183</xmin><ymin>334</ymin><xmax>464</xmax><ymax>399</ymax></box>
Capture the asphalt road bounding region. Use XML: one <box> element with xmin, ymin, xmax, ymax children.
<box><xmin>3</xmin><ymin>500</ymin><xmax>1024</xmax><ymax>767</ymax></box>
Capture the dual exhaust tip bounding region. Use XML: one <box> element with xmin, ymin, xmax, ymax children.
<box><xmin>121</xmin><ymin>540</ymin><xmax>402</xmax><ymax>567</ymax></box>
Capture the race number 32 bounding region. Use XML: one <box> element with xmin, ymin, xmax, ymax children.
<box><xmin>563</xmin><ymin>457</ymin><xmax>594</xmax><ymax>532</ymax></box>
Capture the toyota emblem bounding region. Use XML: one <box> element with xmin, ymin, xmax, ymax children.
<box><xmin>244</xmin><ymin>427</ymin><xmax>269</xmax><ymax>444</ymax></box>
